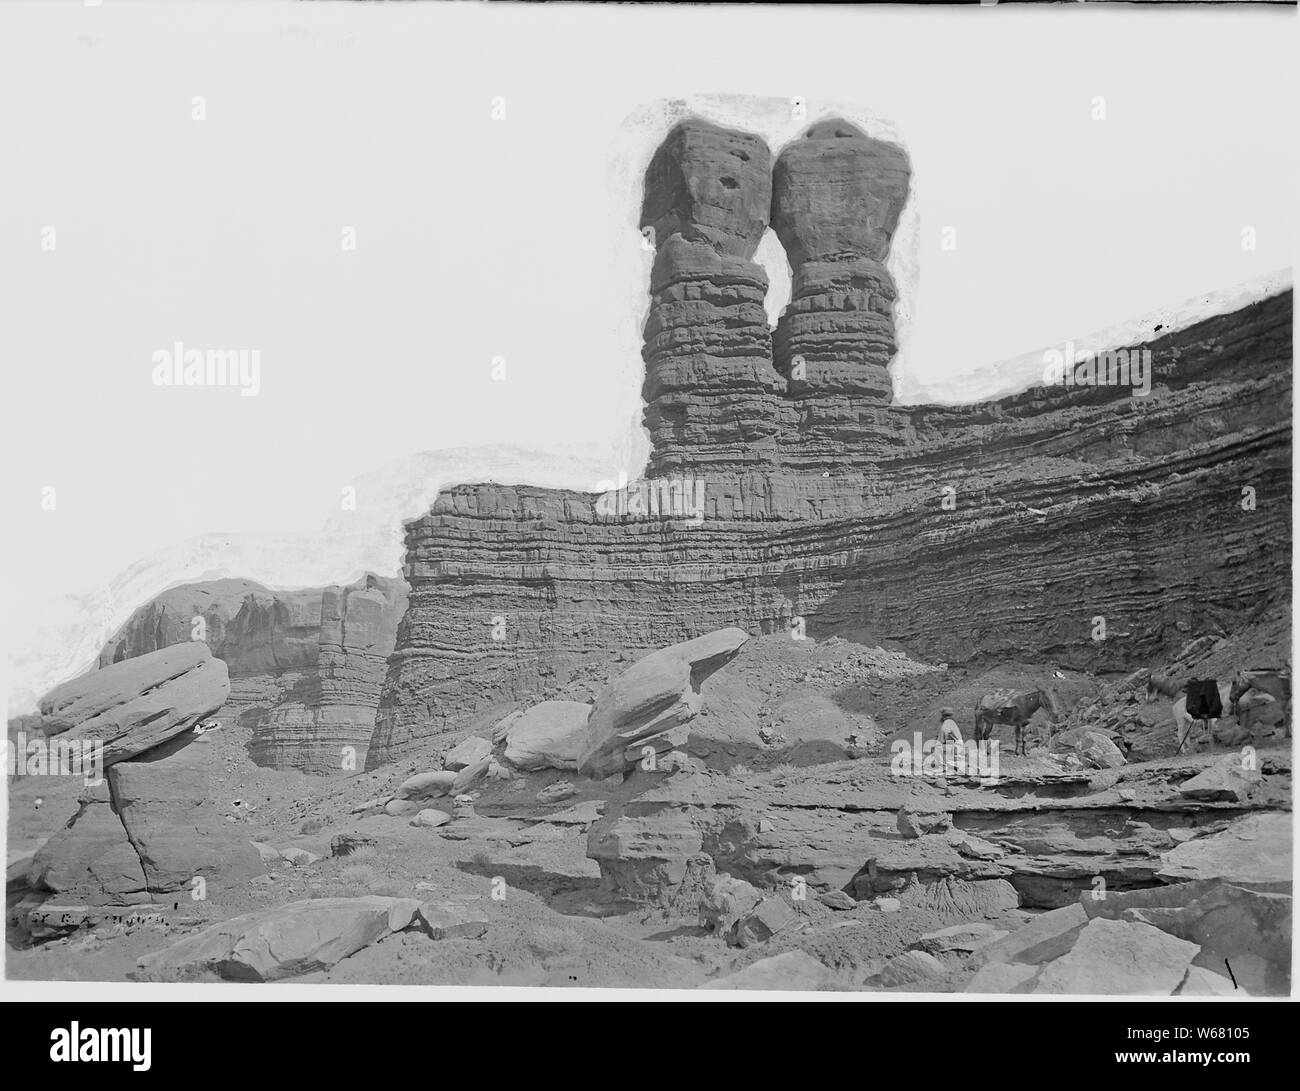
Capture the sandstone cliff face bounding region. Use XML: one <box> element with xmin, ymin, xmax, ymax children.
<box><xmin>100</xmin><ymin>574</ymin><xmax>407</xmax><ymax>774</ymax></box>
<box><xmin>366</xmin><ymin>115</ymin><xmax>1291</xmax><ymax>770</ymax></box>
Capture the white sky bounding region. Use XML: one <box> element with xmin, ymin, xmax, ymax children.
<box><xmin>1</xmin><ymin>1</ymin><xmax>1295</xmax><ymax>712</ymax></box>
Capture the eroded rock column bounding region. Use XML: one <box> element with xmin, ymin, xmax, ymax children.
<box><xmin>640</xmin><ymin>120</ymin><xmax>787</xmax><ymax>474</ymax></box>
<box><xmin>771</xmin><ymin>119</ymin><xmax>910</xmax><ymax>461</ymax></box>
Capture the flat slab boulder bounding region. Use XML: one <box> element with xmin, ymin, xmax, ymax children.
<box><xmin>502</xmin><ymin>702</ymin><xmax>591</xmax><ymax>771</ymax></box>
<box><xmin>134</xmin><ymin>896</ymin><xmax>424</xmax><ymax>982</ymax></box>
<box><xmin>972</xmin><ymin>903</ymin><xmax>1088</xmax><ymax>967</ymax></box>
<box><xmin>37</xmin><ymin>643</ymin><xmax>229</xmax><ymax>767</ymax></box>
<box><xmin>1157</xmin><ymin>813</ymin><xmax>1291</xmax><ymax>890</ymax></box>
<box><xmin>1030</xmin><ymin>918</ymin><xmax>1200</xmax><ymax>995</ymax></box>
<box><xmin>418</xmin><ymin>900</ymin><xmax>490</xmax><ymax>940</ymax></box>
<box><xmin>1178</xmin><ymin>754</ymin><xmax>1262</xmax><ymax>803</ymax></box>
<box><xmin>578</xmin><ymin>628</ymin><xmax>749</xmax><ymax>777</ymax></box>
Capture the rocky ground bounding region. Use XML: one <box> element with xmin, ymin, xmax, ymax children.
<box><xmin>7</xmin><ymin>612</ymin><xmax>1291</xmax><ymax>993</ymax></box>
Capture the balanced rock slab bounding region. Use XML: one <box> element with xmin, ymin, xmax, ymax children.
<box><xmin>579</xmin><ymin>628</ymin><xmax>749</xmax><ymax>777</ymax></box>
<box><xmin>38</xmin><ymin>643</ymin><xmax>229</xmax><ymax>767</ymax></box>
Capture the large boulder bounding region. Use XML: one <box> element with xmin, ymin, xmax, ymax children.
<box><xmin>502</xmin><ymin>702</ymin><xmax>590</xmax><ymax>772</ymax></box>
<box><xmin>972</xmin><ymin>903</ymin><xmax>1088</xmax><ymax>968</ymax></box>
<box><xmin>1029</xmin><ymin>917</ymin><xmax>1200</xmax><ymax>995</ymax></box>
<box><xmin>578</xmin><ymin>629</ymin><xmax>750</xmax><ymax>777</ymax></box>
<box><xmin>133</xmin><ymin>896</ymin><xmax>425</xmax><ymax>982</ymax></box>
<box><xmin>26</xmin><ymin>782</ymin><xmax>151</xmax><ymax>906</ymax></box>
<box><xmin>26</xmin><ymin>731</ymin><xmax>262</xmax><ymax>910</ymax></box>
<box><xmin>1051</xmin><ymin>728</ymin><xmax>1125</xmax><ymax>770</ymax></box>
<box><xmin>394</xmin><ymin>770</ymin><xmax>457</xmax><ymax>801</ymax></box>
<box><xmin>108</xmin><ymin>736</ymin><xmax>263</xmax><ymax>895</ymax></box>
<box><xmin>37</xmin><ymin>643</ymin><xmax>229</xmax><ymax>767</ymax></box>
<box><xmin>700</xmin><ymin>874</ymin><xmax>763</xmax><ymax>937</ymax></box>
<box><xmin>1157</xmin><ymin>813</ymin><xmax>1291</xmax><ymax>890</ymax></box>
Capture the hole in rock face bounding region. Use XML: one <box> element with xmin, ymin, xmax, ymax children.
<box><xmin>719</xmin><ymin>176</ymin><xmax>739</xmax><ymax>190</ymax></box>
<box><xmin>731</xmin><ymin>150</ymin><xmax>750</xmax><ymax>162</ymax></box>
<box><xmin>754</xmin><ymin>228</ymin><xmax>791</xmax><ymax>329</ymax></box>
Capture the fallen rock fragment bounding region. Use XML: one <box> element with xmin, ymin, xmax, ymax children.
<box><xmin>442</xmin><ymin>736</ymin><xmax>491</xmax><ymax>771</ymax></box>
<box><xmin>699</xmin><ymin>874</ymin><xmax>763</xmax><ymax>936</ymax></box>
<box><xmin>535</xmin><ymin>781</ymin><xmax>577</xmax><ymax>805</ymax></box>
<box><xmin>817</xmin><ymin>890</ymin><xmax>857</xmax><ymax>911</ymax></box>
<box><xmin>972</xmin><ymin>903</ymin><xmax>1088</xmax><ymax>968</ymax></box>
<box><xmin>1051</xmin><ymin>728</ymin><xmax>1126</xmax><ymax>770</ymax></box>
<box><xmin>133</xmin><ymin>896</ymin><xmax>424</xmax><ymax>982</ymax></box>
<box><xmin>417</xmin><ymin>900</ymin><xmax>490</xmax><ymax>940</ymax></box>
<box><xmin>730</xmin><ymin>895</ymin><xmax>798</xmax><ymax>948</ymax></box>
<box><xmin>410</xmin><ymin>809</ymin><xmax>451</xmax><ymax>829</ymax></box>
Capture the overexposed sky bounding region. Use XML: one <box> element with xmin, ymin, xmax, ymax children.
<box><xmin>1</xmin><ymin>1</ymin><xmax>1295</xmax><ymax>710</ymax></box>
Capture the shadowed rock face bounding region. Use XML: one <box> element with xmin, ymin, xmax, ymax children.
<box><xmin>366</xmin><ymin>114</ymin><xmax>1292</xmax><ymax>770</ymax></box>
<box><xmin>97</xmin><ymin>574</ymin><xmax>407</xmax><ymax>774</ymax></box>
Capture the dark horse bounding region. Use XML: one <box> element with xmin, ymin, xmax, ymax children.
<box><xmin>973</xmin><ymin>687</ymin><xmax>1065</xmax><ymax>756</ymax></box>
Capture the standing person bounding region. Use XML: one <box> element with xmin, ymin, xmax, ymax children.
<box><xmin>938</xmin><ymin>707</ymin><xmax>963</xmax><ymax>745</ymax></box>
<box><xmin>938</xmin><ymin>706</ymin><xmax>965</xmax><ymax>781</ymax></box>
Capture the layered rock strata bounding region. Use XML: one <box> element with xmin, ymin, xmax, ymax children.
<box><xmin>98</xmin><ymin>574</ymin><xmax>407</xmax><ymax>774</ymax></box>
<box><xmin>368</xmin><ymin>115</ymin><xmax>1292</xmax><ymax>768</ymax></box>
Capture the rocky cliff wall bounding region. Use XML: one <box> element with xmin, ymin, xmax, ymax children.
<box><xmin>366</xmin><ymin>116</ymin><xmax>1291</xmax><ymax>769</ymax></box>
<box><xmin>98</xmin><ymin>574</ymin><xmax>407</xmax><ymax>774</ymax></box>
